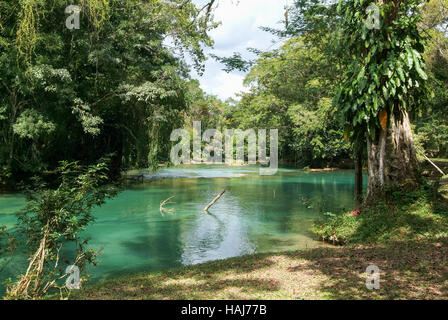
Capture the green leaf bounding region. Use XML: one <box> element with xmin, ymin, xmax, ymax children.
<box><xmin>382</xmin><ymin>86</ymin><xmax>389</xmax><ymax>100</ymax></box>
<box><xmin>415</xmin><ymin>65</ymin><xmax>428</xmax><ymax>80</ymax></box>
<box><xmin>373</xmin><ymin>73</ymin><xmax>380</xmax><ymax>87</ymax></box>
<box><xmin>357</xmin><ymin>66</ymin><xmax>366</xmax><ymax>81</ymax></box>
<box><xmin>406</xmin><ymin>50</ymin><xmax>414</xmax><ymax>69</ymax></box>
<box><xmin>397</xmin><ymin>67</ymin><xmax>405</xmax><ymax>83</ymax></box>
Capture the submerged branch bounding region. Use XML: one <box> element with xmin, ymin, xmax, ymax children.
<box><xmin>203</xmin><ymin>190</ymin><xmax>226</xmax><ymax>213</ymax></box>
<box><xmin>160</xmin><ymin>196</ymin><xmax>176</xmax><ymax>215</ymax></box>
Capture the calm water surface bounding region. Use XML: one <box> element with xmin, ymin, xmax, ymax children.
<box><xmin>0</xmin><ymin>166</ymin><xmax>362</xmax><ymax>292</ymax></box>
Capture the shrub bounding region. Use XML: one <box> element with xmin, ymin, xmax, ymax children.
<box><xmin>5</xmin><ymin>159</ymin><xmax>117</xmax><ymax>300</ymax></box>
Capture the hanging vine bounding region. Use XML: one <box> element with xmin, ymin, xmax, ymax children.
<box><xmin>81</xmin><ymin>0</ymin><xmax>111</xmax><ymax>31</ymax></box>
<box><xmin>16</xmin><ymin>0</ymin><xmax>38</xmax><ymax>61</ymax></box>
<box><xmin>15</xmin><ymin>0</ymin><xmax>111</xmax><ymax>61</ymax></box>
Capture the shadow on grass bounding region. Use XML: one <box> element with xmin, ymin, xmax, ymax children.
<box><xmin>72</xmin><ymin>237</ymin><xmax>447</xmax><ymax>300</ymax></box>
<box><xmin>289</xmin><ymin>238</ymin><xmax>448</xmax><ymax>299</ymax></box>
<box><xmin>296</xmin><ymin>190</ymin><xmax>448</xmax><ymax>299</ymax></box>
<box><xmin>74</xmin><ymin>253</ymin><xmax>281</xmax><ymax>300</ymax></box>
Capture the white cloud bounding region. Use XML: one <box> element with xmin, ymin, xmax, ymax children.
<box><xmin>191</xmin><ymin>0</ymin><xmax>287</xmax><ymax>101</ymax></box>
<box><xmin>203</xmin><ymin>72</ymin><xmax>246</xmax><ymax>100</ymax></box>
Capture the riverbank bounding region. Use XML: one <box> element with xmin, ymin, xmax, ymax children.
<box><xmin>71</xmin><ymin>237</ymin><xmax>447</xmax><ymax>300</ymax></box>
<box><xmin>313</xmin><ymin>187</ymin><xmax>448</xmax><ymax>245</ymax></box>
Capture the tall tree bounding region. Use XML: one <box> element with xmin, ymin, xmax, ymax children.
<box><xmin>334</xmin><ymin>0</ymin><xmax>430</xmax><ymax>200</ymax></box>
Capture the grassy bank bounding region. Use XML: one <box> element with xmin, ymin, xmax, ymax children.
<box><xmin>72</xmin><ymin>238</ymin><xmax>447</xmax><ymax>300</ymax></box>
<box><xmin>69</xmin><ymin>186</ymin><xmax>448</xmax><ymax>300</ymax></box>
<box><xmin>314</xmin><ymin>188</ymin><xmax>448</xmax><ymax>245</ymax></box>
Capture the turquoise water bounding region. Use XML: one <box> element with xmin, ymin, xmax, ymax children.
<box><xmin>0</xmin><ymin>166</ymin><xmax>362</xmax><ymax>292</ymax></box>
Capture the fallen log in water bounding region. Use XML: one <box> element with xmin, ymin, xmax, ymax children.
<box><xmin>203</xmin><ymin>190</ymin><xmax>226</xmax><ymax>213</ymax></box>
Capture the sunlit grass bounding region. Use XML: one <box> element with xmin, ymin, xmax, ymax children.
<box><xmin>430</xmin><ymin>158</ymin><xmax>448</xmax><ymax>163</ymax></box>
<box><xmin>68</xmin><ymin>238</ymin><xmax>448</xmax><ymax>300</ymax></box>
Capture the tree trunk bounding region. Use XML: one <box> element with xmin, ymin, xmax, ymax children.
<box><xmin>366</xmin><ymin>108</ymin><xmax>420</xmax><ymax>201</ymax></box>
<box><xmin>387</xmin><ymin>109</ymin><xmax>420</xmax><ymax>186</ymax></box>
<box><xmin>366</xmin><ymin>126</ymin><xmax>387</xmax><ymax>200</ymax></box>
<box><xmin>354</xmin><ymin>141</ymin><xmax>363</xmax><ymax>208</ymax></box>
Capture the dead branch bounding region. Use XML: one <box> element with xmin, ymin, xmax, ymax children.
<box><xmin>424</xmin><ymin>155</ymin><xmax>446</xmax><ymax>176</ymax></box>
<box><xmin>203</xmin><ymin>190</ymin><xmax>226</xmax><ymax>212</ymax></box>
<box><xmin>160</xmin><ymin>196</ymin><xmax>176</xmax><ymax>215</ymax></box>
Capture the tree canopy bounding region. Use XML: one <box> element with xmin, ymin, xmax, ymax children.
<box><xmin>0</xmin><ymin>0</ymin><xmax>217</xmax><ymax>187</ymax></box>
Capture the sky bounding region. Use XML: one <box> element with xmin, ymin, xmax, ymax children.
<box><xmin>190</xmin><ymin>0</ymin><xmax>289</xmax><ymax>101</ymax></box>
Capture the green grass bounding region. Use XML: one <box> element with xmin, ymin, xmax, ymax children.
<box><xmin>430</xmin><ymin>158</ymin><xmax>448</xmax><ymax>164</ymax></box>
<box><xmin>69</xmin><ymin>238</ymin><xmax>448</xmax><ymax>300</ymax></box>
<box><xmin>440</xmin><ymin>184</ymin><xmax>448</xmax><ymax>200</ymax></box>
<box><xmin>313</xmin><ymin>188</ymin><xmax>448</xmax><ymax>245</ymax></box>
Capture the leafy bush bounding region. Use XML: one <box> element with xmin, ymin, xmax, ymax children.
<box><xmin>5</xmin><ymin>159</ymin><xmax>117</xmax><ymax>300</ymax></box>
<box><xmin>313</xmin><ymin>212</ymin><xmax>358</xmax><ymax>245</ymax></box>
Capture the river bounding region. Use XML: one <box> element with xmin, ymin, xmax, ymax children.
<box><xmin>0</xmin><ymin>165</ymin><xmax>362</xmax><ymax>294</ymax></box>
